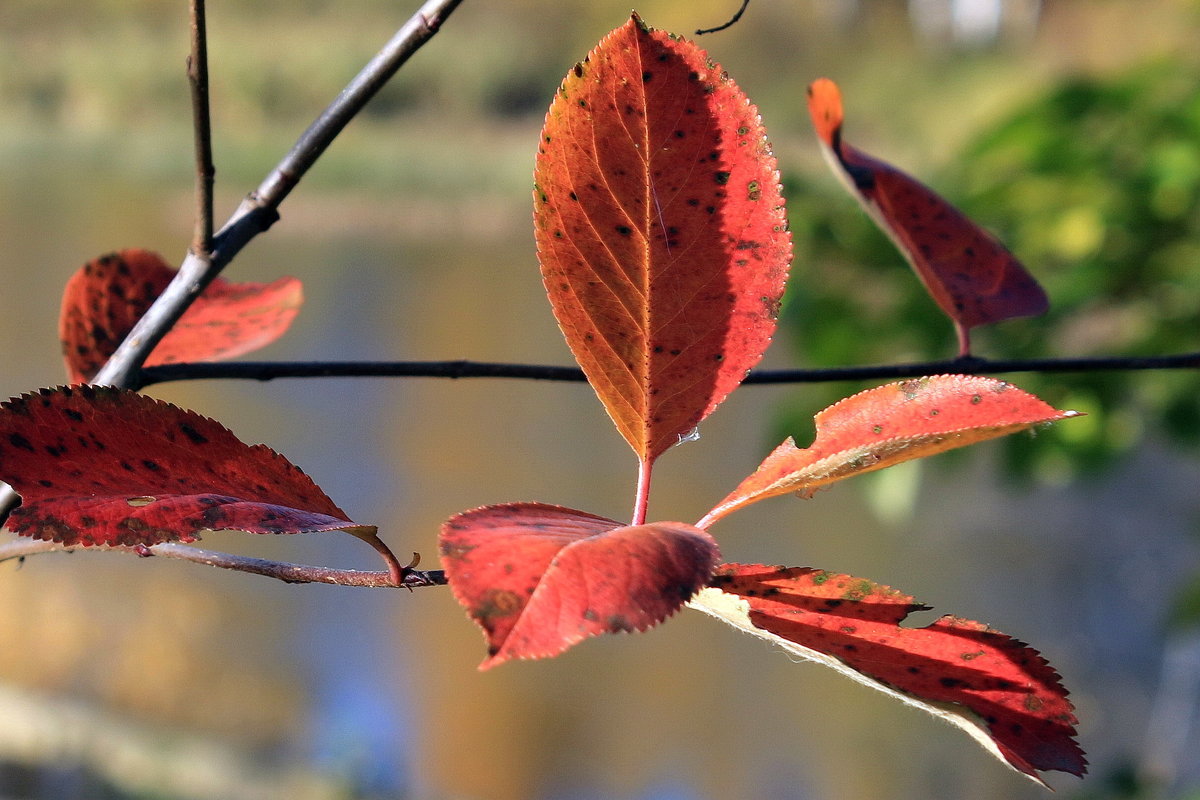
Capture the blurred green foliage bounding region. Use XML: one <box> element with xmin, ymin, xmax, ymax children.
<box><xmin>780</xmin><ymin>56</ymin><xmax>1200</xmax><ymax>481</ymax></box>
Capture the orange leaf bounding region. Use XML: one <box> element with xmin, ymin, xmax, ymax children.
<box><xmin>440</xmin><ymin>503</ymin><xmax>719</xmax><ymax>669</ymax></box>
<box><xmin>690</xmin><ymin>564</ymin><xmax>1085</xmax><ymax>784</ymax></box>
<box><xmin>534</xmin><ymin>14</ymin><xmax>791</xmax><ymax>464</ymax></box>
<box><xmin>807</xmin><ymin>78</ymin><xmax>1047</xmax><ymax>356</ymax></box>
<box><xmin>702</xmin><ymin>375</ymin><xmax>1078</xmax><ymax>525</ymax></box>
<box><xmin>60</xmin><ymin>249</ymin><xmax>303</xmax><ymax>383</ymax></box>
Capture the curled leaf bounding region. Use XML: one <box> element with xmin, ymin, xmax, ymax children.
<box><xmin>534</xmin><ymin>14</ymin><xmax>791</xmax><ymax>464</ymax></box>
<box><xmin>440</xmin><ymin>502</ymin><xmax>719</xmax><ymax>669</ymax></box>
<box><xmin>0</xmin><ymin>386</ymin><xmax>372</xmax><ymax>547</ymax></box>
<box><xmin>701</xmin><ymin>375</ymin><xmax>1078</xmax><ymax>525</ymax></box>
<box><xmin>60</xmin><ymin>249</ymin><xmax>303</xmax><ymax>383</ymax></box>
<box><xmin>807</xmin><ymin>77</ymin><xmax>1047</xmax><ymax>356</ymax></box>
<box><xmin>691</xmin><ymin>564</ymin><xmax>1086</xmax><ymax>785</ymax></box>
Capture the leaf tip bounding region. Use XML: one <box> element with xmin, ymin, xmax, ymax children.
<box><xmin>806</xmin><ymin>77</ymin><xmax>844</xmax><ymax>147</ymax></box>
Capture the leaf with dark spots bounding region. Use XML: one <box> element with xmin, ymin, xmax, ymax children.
<box><xmin>701</xmin><ymin>376</ymin><xmax>1079</xmax><ymax>525</ymax></box>
<box><xmin>440</xmin><ymin>502</ymin><xmax>719</xmax><ymax>669</ymax></box>
<box><xmin>59</xmin><ymin>249</ymin><xmax>303</xmax><ymax>383</ymax></box>
<box><xmin>690</xmin><ymin>564</ymin><xmax>1085</xmax><ymax>784</ymax></box>
<box><xmin>806</xmin><ymin>78</ymin><xmax>1048</xmax><ymax>356</ymax></box>
<box><xmin>533</xmin><ymin>14</ymin><xmax>791</xmax><ymax>468</ymax></box>
<box><xmin>0</xmin><ymin>386</ymin><xmax>374</xmax><ymax>547</ymax></box>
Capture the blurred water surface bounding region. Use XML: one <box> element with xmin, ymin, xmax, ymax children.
<box><xmin>2</xmin><ymin>2</ymin><xmax>1200</xmax><ymax>799</ymax></box>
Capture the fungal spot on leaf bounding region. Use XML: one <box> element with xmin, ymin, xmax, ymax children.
<box><xmin>179</xmin><ymin>424</ymin><xmax>208</xmax><ymax>445</ymax></box>
<box><xmin>714</xmin><ymin>171</ymin><xmax>731</xmax><ymax>185</ymax></box>
<box><xmin>615</xmin><ymin>225</ymin><xmax>633</xmax><ymax>236</ymax></box>
<box><xmin>8</xmin><ymin>433</ymin><xmax>34</xmax><ymax>453</ymax></box>
<box><xmin>642</xmin><ymin>71</ymin><xmax>653</xmax><ymax>82</ymax></box>
<box><xmin>476</xmin><ymin>589</ymin><xmax>523</xmax><ymax>622</ymax></box>
<box><xmin>141</xmin><ymin>459</ymin><xmax>164</xmax><ymax>473</ymax></box>
<box><xmin>842</xmin><ymin>579</ymin><xmax>874</xmax><ymax>601</ymax></box>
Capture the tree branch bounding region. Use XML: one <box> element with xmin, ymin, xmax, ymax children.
<box><xmin>187</xmin><ymin>0</ymin><xmax>215</xmax><ymax>260</ymax></box>
<box><xmin>0</xmin><ymin>537</ymin><xmax>447</xmax><ymax>589</ymax></box>
<box><xmin>91</xmin><ymin>0</ymin><xmax>465</xmax><ymax>391</ymax></box>
<box><xmin>136</xmin><ymin>350</ymin><xmax>1200</xmax><ymax>388</ymax></box>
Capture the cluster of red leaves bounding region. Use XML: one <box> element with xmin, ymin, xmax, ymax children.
<box><xmin>0</xmin><ymin>11</ymin><xmax>1085</xmax><ymax>788</ymax></box>
<box><xmin>4</xmin><ymin>238</ymin><xmax>390</xmax><ymax>552</ymax></box>
<box><xmin>439</xmin><ymin>14</ymin><xmax>1082</xmax><ymax>786</ymax></box>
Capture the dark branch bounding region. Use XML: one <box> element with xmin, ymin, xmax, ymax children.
<box><xmin>137</xmin><ymin>351</ymin><xmax>1200</xmax><ymax>389</ymax></box>
<box><xmin>696</xmin><ymin>0</ymin><xmax>752</xmax><ymax>35</ymax></box>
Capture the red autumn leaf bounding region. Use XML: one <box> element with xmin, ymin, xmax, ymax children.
<box><xmin>806</xmin><ymin>78</ymin><xmax>1048</xmax><ymax>356</ymax></box>
<box><xmin>534</xmin><ymin>14</ymin><xmax>791</xmax><ymax>465</ymax></box>
<box><xmin>690</xmin><ymin>564</ymin><xmax>1086</xmax><ymax>784</ymax></box>
<box><xmin>701</xmin><ymin>375</ymin><xmax>1078</xmax><ymax>525</ymax></box>
<box><xmin>0</xmin><ymin>385</ymin><xmax>374</xmax><ymax>547</ymax></box>
<box><xmin>440</xmin><ymin>502</ymin><xmax>719</xmax><ymax>669</ymax></box>
<box><xmin>60</xmin><ymin>248</ymin><xmax>303</xmax><ymax>383</ymax></box>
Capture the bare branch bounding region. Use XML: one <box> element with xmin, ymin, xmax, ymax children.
<box><xmin>0</xmin><ymin>537</ymin><xmax>447</xmax><ymax>589</ymax></box>
<box><xmin>251</xmin><ymin>0</ymin><xmax>465</xmax><ymax>211</ymax></box>
<box><xmin>187</xmin><ymin>0</ymin><xmax>215</xmax><ymax>259</ymax></box>
<box><xmin>136</xmin><ymin>350</ymin><xmax>1200</xmax><ymax>388</ymax></box>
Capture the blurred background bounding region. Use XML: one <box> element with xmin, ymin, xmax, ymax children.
<box><xmin>2</xmin><ymin>0</ymin><xmax>1200</xmax><ymax>798</ymax></box>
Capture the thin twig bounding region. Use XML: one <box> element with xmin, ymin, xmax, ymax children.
<box><xmin>187</xmin><ymin>0</ymin><xmax>215</xmax><ymax>259</ymax></box>
<box><xmin>0</xmin><ymin>537</ymin><xmax>447</xmax><ymax>589</ymax></box>
<box><xmin>696</xmin><ymin>0</ymin><xmax>752</xmax><ymax>35</ymax></box>
<box><xmin>136</xmin><ymin>350</ymin><xmax>1200</xmax><ymax>389</ymax></box>
<box><xmin>90</xmin><ymin>0</ymin><xmax>465</xmax><ymax>391</ymax></box>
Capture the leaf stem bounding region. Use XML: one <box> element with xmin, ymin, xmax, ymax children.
<box><xmin>633</xmin><ymin>457</ymin><xmax>653</xmax><ymax>526</ymax></box>
<box><xmin>355</xmin><ymin>530</ymin><xmax>412</xmax><ymax>586</ymax></box>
